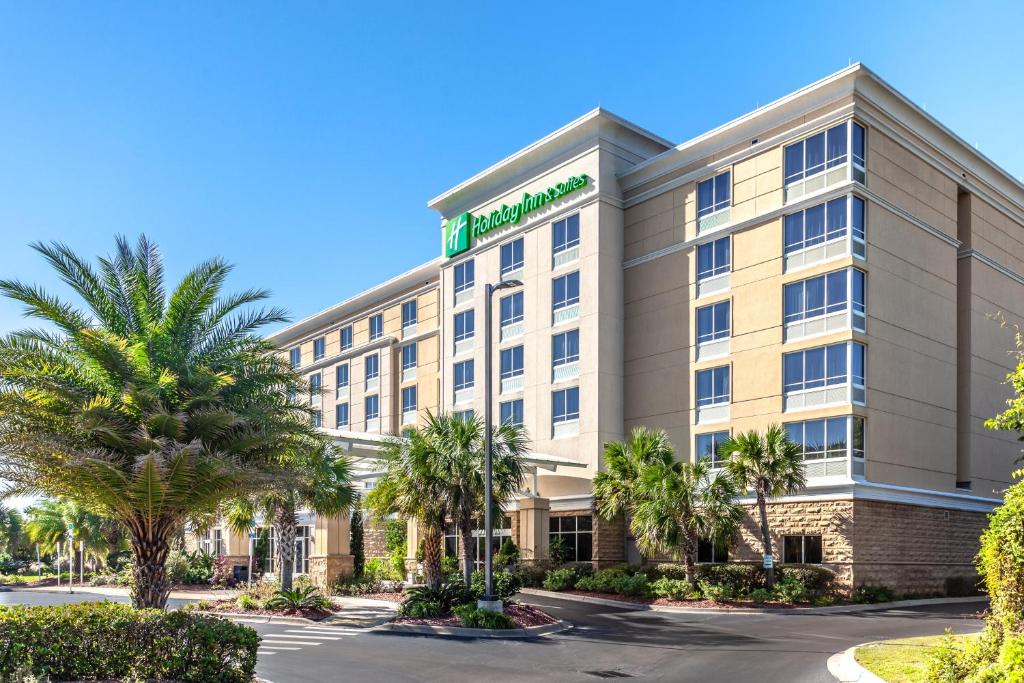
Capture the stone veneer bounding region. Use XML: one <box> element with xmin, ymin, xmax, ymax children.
<box><xmin>308</xmin><ymin>554</ymin><xmax>354</xmax><ymax>590</ymax></box>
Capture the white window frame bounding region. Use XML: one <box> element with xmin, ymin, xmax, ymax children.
<box><xmin>500</xmin><ymin>238</ymin><xmax>525</xmax><ymax>278</ymax></box>
<box><xmin>368</xmin><ymin>314</ymin><xmax>383</xmax><ymax>341</ymax></box>
<box><xmin>340</xmin><ymin>325</ymin><xmax>353</xmax><ymax>351</ymax></box>
<box><xmin>696</xmin><ymin>430</ymin><xmax>730</xmax><ymax>469</ymax></box>
<box><xmin>335</xmin><ymin>402</ymin><xmax>349</xmax><ymax>428</ymax></box>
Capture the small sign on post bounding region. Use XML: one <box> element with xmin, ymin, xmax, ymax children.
<box><xmin>762</xmin><ymin>554</ymin><xmax>773</xmax><ymax>570</ymax></box>
<box><xmin>66</xmin><ymin>524</ymin><xmax>74</xmax><ymax>594</ymax></box>
<box><xmin>248</xmin><ymin>530</ymin><xmax>256</xmax><ymax>589</ymax></box>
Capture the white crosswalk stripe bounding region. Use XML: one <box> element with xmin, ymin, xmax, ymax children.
<box><xmin>258</xmin><ymin>619</ymin><xmax>386</xmax><ymax>657</ymax></box>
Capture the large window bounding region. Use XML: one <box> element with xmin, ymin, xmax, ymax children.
<box><xmin>784</xmin><ymin>268</ymin><xmax>865</xmax><ymax>327</ymax></box>
<box><xmin>402</xmin><ymin>300</ymin><xmax>417</xmax><ymax>328</ymax></box>
<box><xmin>696</xmin><ymin>431</ymin><xmax>730</xmax><ymax>468</ymax></box>
<box><xmin>697</xmin><ymin>237</ymin><xmax>731</xmax><ymax>281</ymax></box>
<box><xmin>454</xmin><ymin>310</ymin><xmax>475</xmax><ymax>342</ymax></box>
<box><xmin>500</xmin><ymin>399</ymin><xmax>524</xmax><ymax>426</ymax></box>
<box><xmin>340</xmin><ymin>325</ymin><xmax>353</xmax><ymax>351</ymax></box>
<box><xmin>783</xmin><ymin>342</ymin><xmax>865</xmax><ymax>394</ymax></box>
<box><xmin>696</xmin><ymin>366</ymin><xmax>730</xmax><ymax>408</ymax></box>
<box><xmin>784</xmin><ymin>121</ymin><xmax>865</xmax><ymax>186</ymax></box>
<box><xmin>552</xmin><ymin>387</ymin><xmax>580</xmax><ymax>424</ymax></box>
<box><xmin>313</xmin><ymin>337</ymin><xmax>325</xmax><ymax>361</ymax></box>
<box><xmin>697</xmin><ymin>170</ymin><xmax>731</xmax><ymax>217</ymax></box>
<box><xmin>369</xmin><ymin>314</ymin><xmax>383</xmax><ymax>341</ymax></box>
<box><xmin>500</xmin><ymin>291</ymin><xmax>524</xmax><ymax>327</ymax></box>
<box><xmin>454</xmin><ymin>259</ymin><xmax>475</xmax><ymax>294</ymax></box>
<box><xmin>365</xmin><ymin>395</ymin><xmax>380</xmax><ymax>421</ymax></box>
<box><xmin>402</xmin><ymin>343</ymin><xmax>417</xmax><ymax>371</ymax></box>
<box><xmin>553</xmin><ymin>213</ymin><xmax>580</xmax><ymax>255</ymax></box>
<box><xmin>311</xmin><ymin>410</ymin><xmax>322</xmax><ymax>428</ymax></box>
<box><xmin>552</xmin><ymin>271</ymin><xmax>580</xmax><ymax>310</ymax></box>
<box><xmin>500</xmin><ymin>345</ymin><xmax>524</xmax><ymax>380</ymax></box>
<box><xmin>364</xmin><ymin>353</ymin><xmax>380</xmax><ymax>381</ymax></box>
<box><xmin>454</xmin><ymin>360</ymin><xmax>475</xmax><ymax>391</ymax></box>
<box><xmin>289</xmin><ymin>348</ymin><xmax>301</xmax><ymax>369</ymax></box>
<box><xmin>335</xmin><ymin>402</ymin><xmax>349</xmax><ymax>428</ymax></box>
<box><xmin>335</xmin><ymin>363</ymin><xmax>349</xmax><ymax>389</ymax></box>
<box><xmin>697</xmin><ymin>538</ymin><xmax>729</xmax><ymax>563</ymax></box>
<box><xmin>309</xmin><ymin>372</ymin><xmax>321</xmax><ymax>396</ymax></box>
<box><xmin>783</xmin><ymin>535</ymin><xmax>823</xmax><ymax>564</ymax></box>
<box><xmin>696</xmin><ymin>301</ymin><xmax>730</xmax><ymax>344</ymax></box>
<box><xmin>501</xmin><ymin>238</ymin><xmax>524</xmax><ymax>276</ymax></box>
<box><xmin>453</xmin><ymin>409</ymin><xmax>474</xmax><ymax>423</ymax></box>
<box><xmin>785</xmin><ymin>416</ymin><xmax>865</xmax><ymax>461</ymax></box>
<box><xmin>550</xmin><ymin>515</ymin><xmax>592</xmax><ymax>562</ymax></box>
<box><xmin>552</xmin><ymin>329</ymin><xmax>580</xmax><ymax>367</ymax></box>
<box><xmin>784</xmin><ymin>196</ymin><xmax>865</xmax><ymax>254</ymax></box>
<box><xmin>402</xmin><ymin>386</ymin><xmax>417</xmax><ymax>414</ymax></box>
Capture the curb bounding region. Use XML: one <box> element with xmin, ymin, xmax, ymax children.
<box><xmin>194</xmin><ymin>610</ymin><xmax>328</xmax><ymax>625</ymax></box>
<box><xmin>519</xmin><ymin>588</ymin><xmax>988</xmax><ymax>615</ymax></box>
<box><xmin>826</xmin><ymin>645</ymin><xmax>886</xmax><ymax>682</ymax></box>
<box><xmin>372</xmin><ymin>619</ymin><xmax>572</xmax><ymax>639</ymax></box>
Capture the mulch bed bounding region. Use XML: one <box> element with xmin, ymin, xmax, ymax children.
<box><xmin>394</xmin><ymin>602</ymin><xmax>558</xmax><ymax>628</ymax></box>
<box><xmin>562</xmin><ymin>589</ymin><xmax>799</xmax><ymax>609</ymax></box>
<box><xmin>202</xmin><ymin>599</ymin><xmax>334</xmax><ymax>621</ymax></box>
<box><xmin>353</xmin><ymin>591</ymin><xmax>405</xmax><ymax>603</ymax></box>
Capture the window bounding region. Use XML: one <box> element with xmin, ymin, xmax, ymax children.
<box><xmin>697</xmin><ymin>237</ymin><xmax>730</xmax><ymax>281</ymax></box>
<box><xmin>696</xmin><ymin>301</ymin><xmax>730</xmax><ymax>344</ymax></box>
<box><xmin>454</xmin><ymin>260</ymin><xmax>475</xmax><ymax>294</ymax></box>
<box><xmin>550</xmin><ymin>515</ymin><xmax>592</xmax><ymax>562</ymax></box>
<box><xmin>697</xmin><ymin>171</ymin><xmax>731</xmax><ymax>217</ymax></box>
<box><xmin>500</xmin><ymin>399</ymin><xmax>524</xmax><ymax>426</ymax></box>
<box><xmin>500</xmin><ymin>346</ymin><xmax>524</xmax><ymax>380</ymax></box>
<box><xmin>784</xmin><ymin>121</ymin><xmax>866</xmax><ymax>185</ymax></box>
<box><xmin>454</xmin><ymin>360</ymin><xmax>475</xmax><ymax>391</ymax></box>
<box><xmin>785</xmin><ymin>416</ymin><xmax>865</xmax><ymax>461</ymax></box>
<box><xmin>783</xmin><ymin>535</ymin><xmax>823</xmax><ymax>564</ymax></box>
<box><xmin>313</xmin><ymin>337</ymin><xmax>325</xmax><ymax>361</ymax></box>
<box><xmin>500</xmin><ymin>238</ymin><xmax>524</xmax><ymax>276</ymax></box>
<box><xmin>311</xmin><ymin>410</ymin><xmax>322</xmax><ymax>428</ymax></box>
<box><xmin>369</xmin><ymin>314</ymin><xmax>383</xmax><ymax>341</ymax></box>
<box><xmin>402</xmin><ymin>300</ymin><xmax>417</xmax><ymax>328</ymax></box>
<box><xmin>335</xmin><ymin>402</ymin><xmax>349</xmax><ymax>428</ymax></box>
<box><xmin>201</xmin><ymin>528</ymin><xmax>225</xmax><ymax>556</ymax></box>
<box><xmin>309</xmin><ymin>372</ymin><xmax>321</xmax><ymax>395</ymax></box>
<box><xmin>783</xmin><ymin>342</ymin><xmax>865</xmax><ymax>394</ymax></box>
<box><xmin>340</xmin><ymin>325</ymin><xmax>353</xmax><ymax>351</ymax></box>
<box><xmin>696</xmin><ymin>366</ymin><xmax>730</xmax><ymax>407</ymax></box>
<box><xmin>453</xmin><ymin>409</ymin><xmax>474</xmax><ymax>423</ymax></box>
<box><xmin>783</xmin><ymin>268</ymin><xmax>865</xmax><ymax>326</ymax></box>
<box><xmin>553</xmin><ymin>213</ymin><xmax>580</xmax><ymax>255</ymax></box>
<box><xmin>335</xmin><ymin>363</ymin><xmax>349</xmax><ymax>389</ymax></box>
<box><xmin>552</xmin><ymin>387</ymin><xmax>580</xmax><ymax>424</ymax></box>
<box><xmin>500</xmin><ymin>292</ymin><xmax>524</xmax><ymax>327</ymax></box>
<box><xmin>696</xmin><ymin>431</ymin><xmax>730</xmax><ymax>468</ymax></box>
<box><xmin>402</xmin><ymin>386</ymin><xmax>417</xmax><ymax>414</ymax></box>
<box><xmin>290</xmin><ymin>348</ymin><xmax>301</xmax><ymax>369</ymax></box>
<box><xmin>552</xmin><ymin>271</ymin><xmax>580</xmax><ymax>310</ymax></box>
<box><xmin>851</xmin><ymin>195</ymin><xmax>865</xmax><ymax>242</ymax></box>
<box><xmin>364</xmin><ymin>353</ymin><xmax>379</xmax><ymax>380</ymax></box>
<box><xmin>552</xmin><ymin>329</ymin><xmax>580</xmax><ymax>367</ymax></box>
<box><xmin>454</xmin><ymin>310</ymin><xmax>475</xmax><ymax>342</ymax></box>
<box><xmin>365</xmin><ymin>395</ymin><xmax>379</xmax><ymax>421</ymax></box>
<box><xmin>402</xmin><ymin>343</ymin><xmax>417</xmax><ymax>371</ymax></box>
<box><xmin>784</xmin><ymin>196</ymin><xmax>856</xmax><ymax>254</ymax></box>
<box><xmin>697</xmin><ymin>537</ymin><xmax>729</xmax><ymax>563</ymax></box>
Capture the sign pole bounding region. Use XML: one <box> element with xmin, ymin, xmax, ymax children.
<box><xmin>36</xmin><ymin>544</ymin><xmax>40</xmax><ymax>580</ymax></box>
<box><xmin>66</xmin><ymin>523</ymin><xmax>74</xmax><ymax>594</ymax></box>
<box><xmin>247</xmin><ymin>530</ymin><xmax>255</xmax><ymax>590</ymax></box>
<box><xmin>56</xmin><ymin>542</ymin><xmax>60</xmax><ymax>588</ymax></box>
<box><xmin>80</xmin><ymin>541</ymin><xmax>84</xmax><ymax>585</ymax></box>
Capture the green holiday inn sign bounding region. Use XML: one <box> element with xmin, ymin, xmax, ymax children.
<box><xmin>443</xmin><ymin>172</ymin><xmax>590</xmax><ymax>258</ymax></box>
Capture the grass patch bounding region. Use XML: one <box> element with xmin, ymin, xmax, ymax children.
<box><xmin>855</xmin><ymin>634</ymin><xmax>977</xmax><ymax>682</ymax></box>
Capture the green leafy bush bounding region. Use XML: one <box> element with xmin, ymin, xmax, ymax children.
<box><xmin>453</xmin><ymin>605</ymin><xmax>516</xmax><ymax>629</ymax></box>
<box><xmin>265</xmin><ymin>586</ymin><xmax>331</xmax><ymax>611</ymax></box>
<box><xmin>852</xmin><ymin>584</ymin><xmax>896</xmax><ymax>604</ymax></box>
<box><xmin>400</xmin><ymin>581</ymin><xmax>468</xmax><ymax>617</ymax></box>
<box><xmin>610</xmin><ymin>573</ymin><xmax>649</xmax><ymax>597</ymax></box>
<box><xmin>698</xmin><ymin>580</ymin><xmax>734</xmax><ymax>602</ymax></box>
<box><xmin>777</xmin><ymin>565</ymin><xmax>834</xmax><ymax>595</ymax></box>
<box><xmin>548</xmin><ymin>536</ymin><xmax>570</xmax><ymax>565</ymax></box>
<box><xmin>495</xmin><ymin>538</ymin><xmax>520</xmax><ymax>568</ymax></box>
<box><xmin>469</xmin><ymin>570</ymin><xmax>522</xmax><ymax>602</ymax></box>
<box><xmin>514</xmin><ymin>563</ymin><xmax>550</xmax><ymax>588</ymax></box>
<box><xmin>749</xmin><ymin>588</ymin><xmax>772</xmax><ymax>604</ymax></box>
<box><xmin>400</xmin><ymin>599</ymin><xmax>444</xmax><ymax>618</ymax></box>
<box><xmin>927</xmin><ymin>628</ymin><xmax>1002</xmax><ymax>682</ymax></box>
<box><xmin>542</xmin><ymin>567</ymin><xmax>578</xmax><ymax>591</ymax></box>
<box><xmin>365</xmin><ymin>556</ymin><xmax>402</xmax><ymax>582</ymax></box>
<box><xmin>773</xmin><ymin>578</ymin><xmax>810</xmax><ymax>604</ymax></box>
<box><xmin>650</xmin><ymin>563</ymin><xmax>689</xmax><ymax>581</ymax></box>
<box><xmin>236</xmin><ymin>594</ymin><xmax>259</xmax><ymax>611</ymax></box>
<box><xmin>695</xmin><ymin>563</ymin><xmax>763</xmax><ymax>595</ymax></box>
<box><xmin>650</xmin><ymin>577</ymin><xmax>694</xmax><ymax>601</ymax></box>
<box><xmin>0</xmin><ymin>601</ymin><xmax>258</xmax><ymax>682</ymax></box>
<box><xmin>441</xmin><ymin>555</ymin><xmax>461</xmax><ymax>581</ymax></box>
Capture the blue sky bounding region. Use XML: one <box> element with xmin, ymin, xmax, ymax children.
<box><xmin>1</xmin><ymin>0</ymin><xmax>1022</xmax><ymax>337</ymax></box>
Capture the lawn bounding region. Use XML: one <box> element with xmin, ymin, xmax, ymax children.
<box><xmin>855</xmin><ymin>633</ymin><xmax>977</xmax><ymax>682</ymax></box>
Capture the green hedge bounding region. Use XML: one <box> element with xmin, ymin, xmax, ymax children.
<box><xmin>0</xmin><ymin>601</ymin><xmax>259</xmax><ymax>682</ymax></box>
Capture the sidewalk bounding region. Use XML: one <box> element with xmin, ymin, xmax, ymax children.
<box><xmin>20</xmin><ymin>584</ymin><xmax>240</xmax><ymax>601</ymax></box>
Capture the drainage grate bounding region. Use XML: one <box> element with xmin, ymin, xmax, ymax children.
<box><xmin>582</xmin><ymin>671</ymin><xmax>634</xmax><ymax>679</ymax></box>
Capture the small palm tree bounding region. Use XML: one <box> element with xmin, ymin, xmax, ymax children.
<box><xmin>721</xmin><ymin>424</ymin><xmax>806</xmax><ymax>589</ymax></box>
<box><xmin>595</xmin><ymin>428</ymin><xmax>743</xmax><ymax>582</ymax></box>
<box><xmin>25</xmin><ymin>498</ymin><xmax>119</xmax><ymax>570</ymax></box>
<box><xmin>225</xmin><ymin>438</ymin><xmax>356</xmax><ymax>591</ymax></box>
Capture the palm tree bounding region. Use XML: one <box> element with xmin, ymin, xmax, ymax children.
<box><xmin>366</xmin><ymin>427</ymin><xmax>449</xmax><ymax>588</ymax></box>
<box><xmin>24</xmin><ymin>498</ymin><xmax>116</xmax><ymax>570</ymax></box>
<box><xmin>225</xmin><ymin>436</ymin><xmax>356</xmax><ymax>591</ymax></box>
<box><xmin>0</xmin><ymin>236</ymin><xmax>312</xmax><ymax>608</ymax></box>
<box><xmin>595</xmin><ymin>428</ymin><xmax>743</xmax><ymax>583</ymax></box>
<box><xmin>721</xmin><ymin>424</ymin><xmax>806</xmax><ymax>589</ymax></box>
<box><xmin>424</xmin><ymin>412</ymin><xmax>528</xmax><ymax>587</ymax></box>
<box><xmin>0</xmin><ymin>505</ymin><xmax>24</xmax><ymax>557</ymax></box>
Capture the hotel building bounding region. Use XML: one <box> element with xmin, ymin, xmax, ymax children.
<box><xmin>202</xmin><ymin>64</ymin><xmax>1024</xmax><ymax>594</ymax></box>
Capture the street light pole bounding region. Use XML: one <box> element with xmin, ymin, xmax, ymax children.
<box><xmin>479</xmin><ymin>278</ymin><xmax>522</xmax><ymax>613</ymax></box>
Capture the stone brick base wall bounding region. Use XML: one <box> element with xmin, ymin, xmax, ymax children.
<box><xmin>308</xmin><ymin>554</ymin><xmax>354</xmax><ymax>589</ymax></box>
<box><xmin>364</xmin><ymin>519</ymin><xmax>389</xmax><ymax>559</ymax></box>
<box><xmin>593</xmin><ymin>511</ymin><xmax>625</xmax><ymax>567</ymax></box>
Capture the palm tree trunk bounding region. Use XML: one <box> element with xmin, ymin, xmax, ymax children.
<box><xmin>756</xmin><ymin>489</ymin><xmax>774</xmax><ymax>589</ymax></box>
<box><xmin>129</xmin><ymin>527</ymin><xmax>172</xmax><ymax>609</ymax></box>
<box><xmin>421</xmin><ymin>524</ymin><xmax>443</xmax><ymax>589</ymax></box>
<box><xmin>681</xmin><ymin>531</ymin><xmax>697</xmax><ymax>584</ymax></box>
<box><xmin>275</xmin><ymin>505</ymin><xmax>298</xmax><ymax>591</ymax></box>
<box><xmin>459</xmin><ymin>513</ymin><xmax>474</xmax><ymax>589</ymax></box>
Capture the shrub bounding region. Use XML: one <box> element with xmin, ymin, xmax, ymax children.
<box><xmin>698</xmin><ymin>581</ymin><xmax>734</xmax><ymax>602</ymax></box>
<box><xmin>469</xmin><ymin>570</ymin><xmax>522</xmax><ymax>602</ymax></box>
<box><xmin>773</xmin><ymin>578</ymin><xmax>810</xmax><ymax>605</ymax></box>
<box><xmin>610</xmin><ymin>573</ymin><xmax>649</xmax><ymax>597</ymax></box>
<box><xmin>749</xmin><ymin>588</ymin><xmax>772</xmax><ymax>604</ymax></box>
<box><xmin>853</xmin><ymin>584</ymin><xmax>896</xmax><ymax>604</ymax></box>
<box><xmin>166</xmin><ymin>550</ymin><xmax>215</xmax><ymax>586</ymax></box>
<box><xmin>543</xmin><ymin>568</ymin><xmax>578</xmax><ymax>591</ymax></box>
<box><xmin>265</xmin><ymin>587</ymin><xmax>331</xmax><ymax>611</ymax></box>
<box><xmin>210</xmin><ymin>555</ymin><xmax>236</xmax><ymax>588</ymax></box>
<box><xmin>165</xmin><ymin>550</ymin><xmax>192</xmax><ymax>585</ymax></box>
<box><xmin>495</xmin><ymin>538</ymin><xmax>520</xmax><ymax>568</ymax></box>
<box><xmin>400</xmin><ymin>599</ymin><xmax>444</xmax><ymax>618</ymax></box>
<box><xmin>365</xmin><ymin>556</ymin><xmax>402</xmax><ymax>582</ymax></box>
<box><xmin>777</xmin><ymin>565</ymin><xmax>834</xmax><ymax>596</ymax></box>
<box><xmin>651</xmin><ymin>577</ymin><xmax>694</xmax><ymax>601</ymax></box>
<box><xmin>651</xmin><ymin>563</ymin><xmax>689</xmax><ymax>581</ymax></box>
<box><xmin>453</xmin><ymin>605</ymin><xmax>516</xmax><ymax>629</ymax></box>
<box><xmin>927</xmin><ymin>627</ymin><xmax>1002</xmax><ymax>683</ymax></box>
<box><xmin>236</xmin><ymin>594</ymin><xmax>259</xmax><ymax>611</ymax></box>
<box><xmin>515</xmin><ymin>563</ymin><xmax>550</xmax><ymax>588</ymax></box>
<box><xmin>696</xmin><ymin>563</ymin><xmax>764</xmax><ymax>595</ymax></box>
<box><xmin>350</xmin><ymin>507</ymin><xmax>365</xmax><ymax>580</ymax></box>
<box><xmin>441</xmin><ymin>555</ymin><xmax>461</xmax><ymax>581</ymax></box>
<box><xmin>0</xmin><ymin>601</ymin><xmax>258</xmax><ymax>682</ymax></box>
<box><xmin>548</xmin><ymin>536</ymin><xmax>570</xmax><ymax>565</ymax></box>
<box><xmin>401</xmin><ymin>581</ymin><xmax>468</xmax><ymax>617</ymax></box>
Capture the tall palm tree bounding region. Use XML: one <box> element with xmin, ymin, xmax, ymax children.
<box><xmin>24</xmin><ymin>498</ymin><xmax>116</xmax><ymax>570</ymax></box>
<box><xmin>595</xmin><ymin>428</ymin><xmax>743</xmax><ymax>583</ymax></box>
<box><xmin>0</xmin><ymin>505</ymin><xmax>24</xmax><ymax>557</ymax></box>
<box><xmin>0</xmin><ymin>236</ymin><xmax>312</xmax><ymax>608</ymax></box>
<box><xmin>424</xmin><ymin>412</ymin><xmax>528</xmax><ymax>587</ymax></box>
<box><xmin>721</xmin><ymin>424</ymin><xmax>806</xmax><ymax>589</ymax></box>
<box><xmin>366</xmin><ymin>427</ymin><xmax>449</xmax><ymax>588</ymax></box>
<box><xmin>225</xmin><ymin>436</ymin><xmax>356</xmax><ymax>591</ymax></box>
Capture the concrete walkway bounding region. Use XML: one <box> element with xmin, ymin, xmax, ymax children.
<box><xmin>20</xmin><ymin>584</ymin><xmax>239</xmax><ymax>601</ymax></box>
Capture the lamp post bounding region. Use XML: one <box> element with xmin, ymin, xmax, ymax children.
<box><xmin>479</xmin><ymin>278</ymin><xmax>523</xmax><ymax>612</ymax></box>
